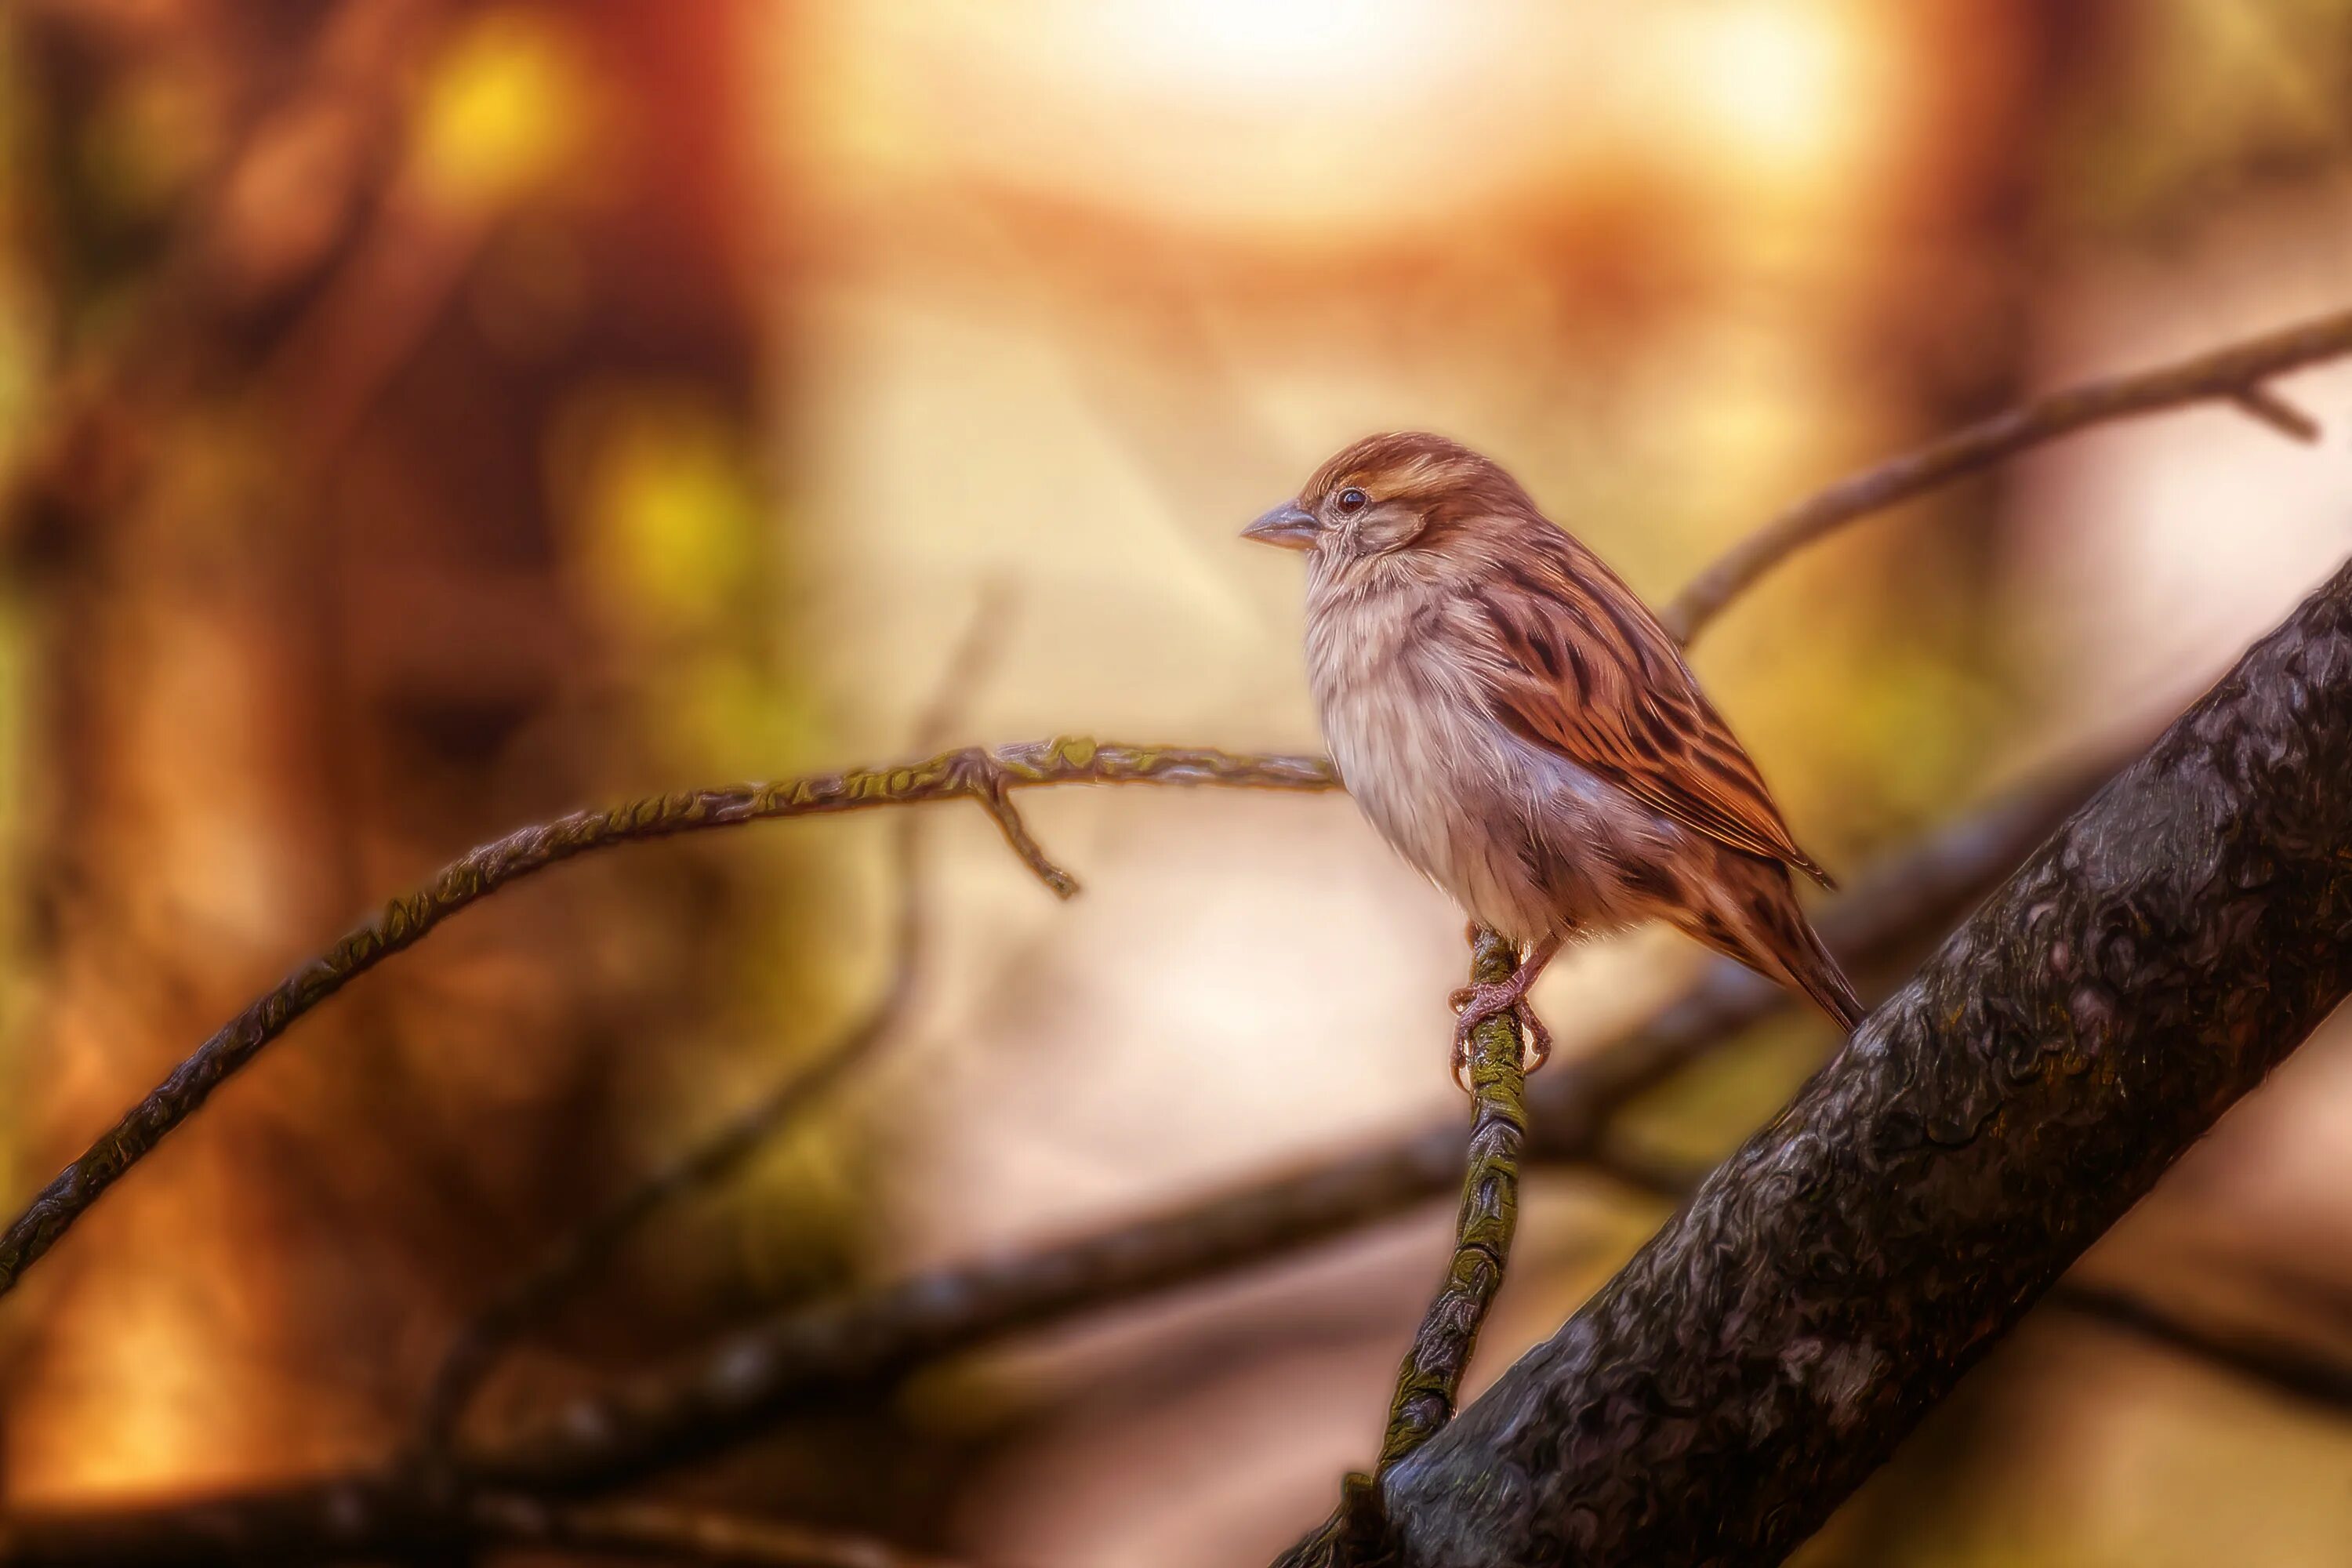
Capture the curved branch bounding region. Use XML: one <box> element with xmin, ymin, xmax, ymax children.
<box><xmin>1661</xmin><ymin>305</ymin><xmax>2352</xmax><ymax>642</ymax></box>
<box><xmin>416</xmin><ymin>813</ymin><xmax>932</xmax><ymax>1455</ymax></box>
<box><xmin>1368</xmin><ymin>555</ymin><xmax>2352</xmax><ymax>1568</ymax></box>
<box><xmin>412</xmin><ymin>579</ymin><xmax>1018</xmax><ymax>1454</ymax></box>
<box><xmin>0</xmin><ymin>739</ymin><xmax>1335</xmax><ymax>1300</ymax></box>
<box><xmin>459</xmin><ymin>750</ymin><xmax>2112</xmax><ymax>1495</ymax></box>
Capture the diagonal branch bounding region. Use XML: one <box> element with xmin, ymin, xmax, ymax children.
<box><xmin>416</xmin><ymin>805</ymin><xmax>933</xmax><ymax>1457</ymax></box>
<box><xmin>1360</xmin><ymin>554</ymin><xmax>2352</xmax><ymax>1568</ymax></box>
<box><xmin>458</xmin><ymin>748</ymin><xmax>2115</xmax><ymax>1495</ymax></box>
<box><xmin>0</xmin><ymin>1479</ymin><xmax>962</xmax><ymax>1568</ymax></box>
<box><xmin>2046</xmin><ymin>1282</ymin><xmax>2352</xmax><ymax>1415</ymax></box>
<box><xmin>0</xmin><ymin>745</ymin><xmax>2118</xmax><ymax>1562</ymax></box>
<box><xmin>412</xmin><ymin>587</ymin><xmax>1014</xmax><ymax>1457</ymax></box>
<box><xmin>0</xmin><ymin>739</ymin><xmax>1336</xmax><ymax>1300</ymax></box>
<box><xmin>464</xmin><ymin>1494</ymin><xmax>966</xmax><ymax>1568</ymax></box>
<box><xmin>1661</xmin><ymin>304</ymin><xmax>2352</xmax><ymax>641</ymax></box>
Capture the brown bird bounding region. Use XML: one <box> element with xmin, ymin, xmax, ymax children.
<box><xmin>1244</xmin><ymin>431</ymin><xmax>1862</xmax><ymax>1080</ymax></box>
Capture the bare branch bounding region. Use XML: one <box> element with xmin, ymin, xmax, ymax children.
<box><xmin>1290</xmin><ymin>935</ymin><xmax>1535</xmax><ymax>1568</ymax></box>
<box><xmin>1662</xmin><ymin>305</ymin><xmax>2352</xmax><ymax>642</ymax></box>
<box><xmin>2230</xmin><ymin>383</ymin><xmax>2325</xmax><ymax>444</ymax></box>
<box><xmin>416</xmin><ymin>814</ymin><xmax>931</xmax><ymax>1456</ymax></box>
<box><xmin>2047</xmin><ymin>1281</ymin><xmax>2352</xmax><ymax>1415</ymax></box>
<box><xmin>466</xmin><ymin>1494</ymin><xmax>965</xmax><ymax>1568</ymax></box>
<box><xmin>0</xmin><ymin>1479</ymin><xmax>960</xmax><ymax>1567</ymax></box>
<box><xmin>459</xmin><ymin>747</ymin><xmax>2117</xmax><ymax>1495</ymax></box>
<box><xmin>0</xmin><ymin>739</ymin><xmax>1335</xmax><ymax>1300</ymax></box>
<box><xmin>415</xmin><ymin>593</ymin><xmax>1013</xmax><ymax>1454</ymax></box>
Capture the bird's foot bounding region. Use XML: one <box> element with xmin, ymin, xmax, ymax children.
<box><xmin>1449</xmin><ymin>979</ymin><xmax>1551</xmax><ymax>1090</ymax></box>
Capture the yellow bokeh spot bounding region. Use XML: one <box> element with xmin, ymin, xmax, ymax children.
<box><xmin>414</xmin><ymin>10</ymin><xmax>586</xmax><ymax>215</ymax></box>
<box><xmin>576</xmin><ymin>390</ymin><xmax>763</xmax><ymax>630</ymax></box>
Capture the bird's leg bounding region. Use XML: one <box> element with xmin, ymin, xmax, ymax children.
<box><xmin>1450</xmin><ymin>935</ymin><xmax>1563</xmax><ymax>1083</ymax></box>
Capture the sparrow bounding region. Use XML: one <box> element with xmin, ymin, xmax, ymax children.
<box><xmin>1244</xmin><ymin>431</ymin><xmax>1862</xmax><ymax>1080</ymax></box>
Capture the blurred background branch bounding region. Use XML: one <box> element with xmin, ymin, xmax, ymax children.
<box><xmin>7</xmin><ymin>2</ymin><xmax>2352</xmax><ymax>1565</ymax></box>
<box><xmin>445</xmin><ymin>745</ymin><xmax>2122</xmax><ymax>1497</ymax></box>
<box><xmin>1661</xmin><ymin>304</ymin><xmax>2352</xmax><ymax>642</ymax></box>
<box><xmin>416</xmin><ymin>593</ymin><xmax>1015</xmax><ymax>1458</ymax></box>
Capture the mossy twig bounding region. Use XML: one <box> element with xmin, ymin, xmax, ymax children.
<box><xmin>1380</xmin><ymin>931</ymin><xmax>1528</xmax><ymax>1468</ymax></box>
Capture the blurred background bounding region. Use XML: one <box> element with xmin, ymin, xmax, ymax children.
<box><xmin>1</xmin><ymin>1</ymin><xmax>2350</xmax><ymax>1563</ymax></box>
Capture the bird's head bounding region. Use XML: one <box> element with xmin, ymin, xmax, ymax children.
<box><xmin>1242</xmin><ymin>431</ymin><xmax>1534</xmax><ymax>572</ymax></box>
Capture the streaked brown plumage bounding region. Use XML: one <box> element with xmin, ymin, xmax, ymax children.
<box><xmin>1245</xmin><ymin>431</ymin><xmax>1862</xmax><ymax>1079</ymax></box>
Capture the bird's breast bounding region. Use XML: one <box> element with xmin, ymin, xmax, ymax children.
<box><xmin>1305</xmin><ymin>590</ymin><xmax>1530</xmax><ymax>902</ymax></box>
<box><xmin>1301</xmin><ymin>578</ymin><xmax>1678</xmax><ymax>942</ymax></box>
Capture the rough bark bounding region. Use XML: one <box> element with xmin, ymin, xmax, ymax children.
<box><xmin>1356</xmin><ymin>555</ymin><xmax>2352</xmax><ymax>1568</ymax></box>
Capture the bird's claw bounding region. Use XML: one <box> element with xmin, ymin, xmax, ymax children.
<box><xmin>1448</xmin><ymin>981</ymin><xmax>1551</xmax><ymax>1091</ymax></box>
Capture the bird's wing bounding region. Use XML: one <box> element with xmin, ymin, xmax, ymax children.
<box><xmin>1465</xmin><ymin>532</ymin><xmax>1835</xmax><ymax>888</ymax></box>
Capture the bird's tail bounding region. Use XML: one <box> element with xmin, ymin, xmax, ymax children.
<box><xmin>1681</xmin><ymin>855</ymin><xmax>1867</xmax><ymax>1034</ymax></box>
<box><xmin>1777</xmin><ymin>910</ymin><xmax>1866</xmax><ymax>1033</ymax></box>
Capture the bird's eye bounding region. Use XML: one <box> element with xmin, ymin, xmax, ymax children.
<box><xmin>1336</xmin><ymin>488</ymin><xmax>1369</xmax><ymax>514</ymax></box>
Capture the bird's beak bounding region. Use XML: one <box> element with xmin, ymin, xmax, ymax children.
<box><xmin>1242</xmin><ymin>502</ymin><xmax>1318</xmax><ymax>551</ymax></box>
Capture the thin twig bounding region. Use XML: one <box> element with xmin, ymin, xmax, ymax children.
<box><xmin>415</xmin><ymin>595</ymin><xmax>1012</xmax><ymax>1454</ymax></box>
<box><xmin>416</xmin><ymin>814</ymin><xmax>931</xmax><ymax>1455</ymax></box>
<box><xmin>2046</xmin><ymin>1281</ymin><xmax>2352</xmax><ymax>1414</ymax></box>
<box><xmin>0</xmin><ymin>739</ymin><xmax>1335</xmax><ymax>1300</ymax></box>
<box><xmin>0</xmin><ymin>1478</ymin><xmax>960</xmax><ymax>1568</ymax></box>
<box><xmin>467</xmin><ymin>1494</ymin><xmax>966</xmax><ymax>1568</ymax></box>
<box><xmin>2230</xmin><ymin>385</ymin><xmax>2325</xmax><ymax>444</ymax></box>
<box><xmin>1379</xmin><ymin>931</ymin><xmax>1527</xmax><ymax>1469</ymax></box>
<box><xmin>1661</xmin><ymin>304</ymin><xmax>2352</xmax><ymax>641</ymax></box>
<box><xmin>461</xmin><ymin>750</ymin><xmax>2116</xmax><ymax>1494</ymax></box>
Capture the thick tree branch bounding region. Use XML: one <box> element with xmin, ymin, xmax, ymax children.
<box><xmin>0</xmin><ymin>739</ymin><xmax>1334</xmax><ymax>1299</ymax></box>
<box><xmin>1362</xmin><ymin>555</ymin><xmax>2352</xmax><ymax>1568</ymax></box>
<box><xmin>459</xmin><ymin>751</ymin><xmax>2111</xmax><ymax>1495</ymax></box>
<box><xmin>1661</xmin><ymin>305</ymin><xmax>2352</xmax><ymax>641</ymax></box>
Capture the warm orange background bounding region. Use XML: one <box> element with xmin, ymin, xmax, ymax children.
<box><xmin>2</xmin><ymin>2</ymin><xmax>2350</xmax><ymax>1563</ymax></box>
